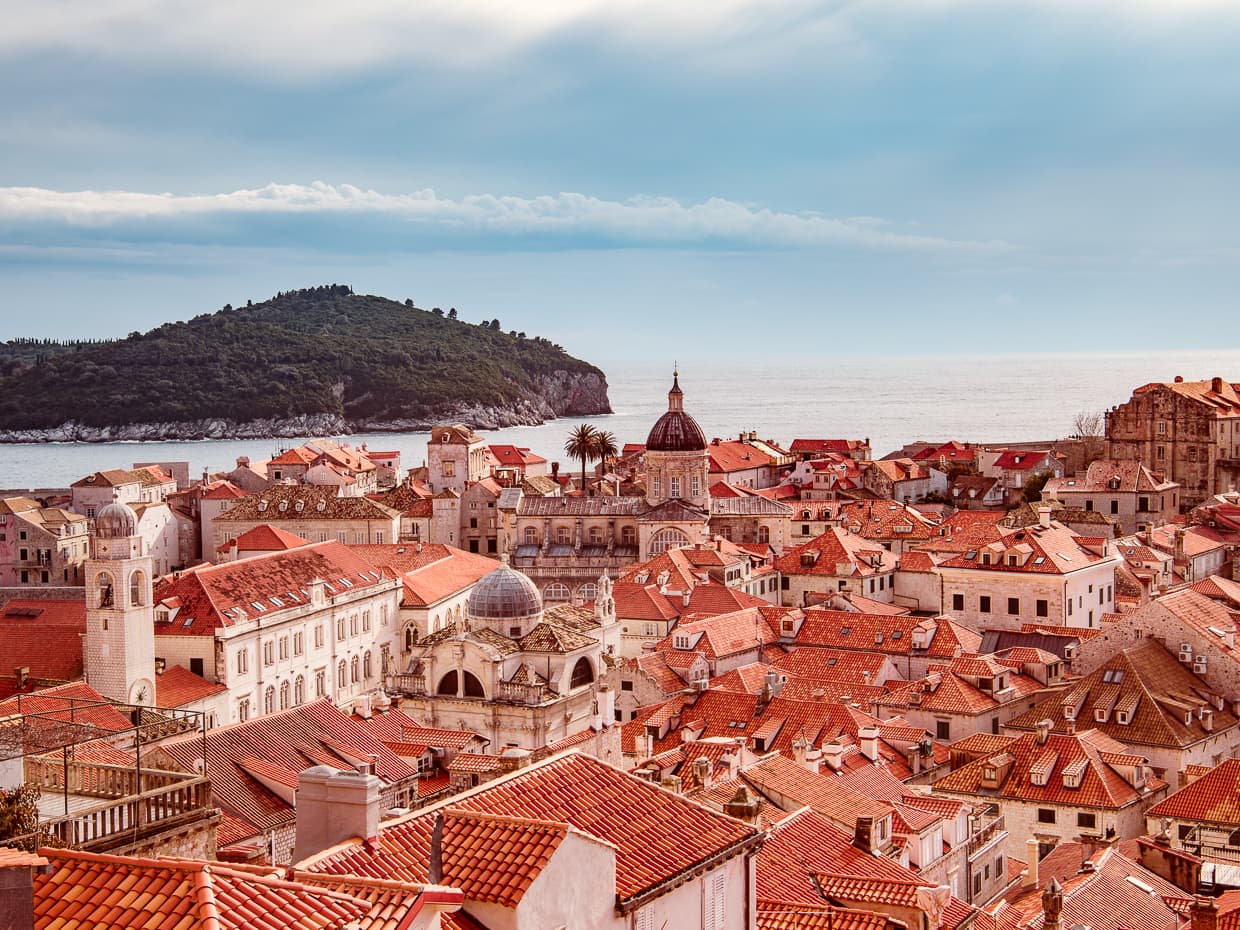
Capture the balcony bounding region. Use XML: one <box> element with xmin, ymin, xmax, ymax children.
<box><xmin>967</xmin><ymin>811</ymin><xmax>1006</xmax><ymax>858</ymax></box>
<box><xmin>389</xmin><ymin>673</ymin><xmax>427</xmax><ymax>695</ymax></box>
<box><xmin>11</xmin><ymin>757</ymin><xmax>213</xmax><ymax>853</ymax></box>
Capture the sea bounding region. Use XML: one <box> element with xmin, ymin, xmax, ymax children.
<box><xmin>3</xmin><ymin>350</ymin><xmax>1239</xmax><ymax>491</ymax></box>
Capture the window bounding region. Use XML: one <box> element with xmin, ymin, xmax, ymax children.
<box><xmin>524</xmin><ymin>526</ymin><xmax>539</xmax><ymax>545</ymax></box>
<box><xmin>545</xmin><ymin>582</ymin><xmax>571</xmax><ymax>602</ymax></box>
<box><xmin>337</xmin><ymin>660</ymin><xmax>347</xmax><ymax>688</ymax></box>
<box><xmin>238</xmin><ymin>699</ymin><xmax>250</xmax><ymax>722</ymax></box>
<box><xmin>337</xmin><ymin>618</ymin><xmax>346</xmax><ymax>641</ymax></box>
<box><xmin>1008</xmin><ymin>597</ymin><xmax>1020</xmax><ymax>615</ymax></box>
<box><xmin>669</xmin><ymin>476</ymin><xmax>681</xmax><ymax>498</ymax></box>
<box><xmin>650</xmin><ymin>527</ymin><xmax>690</xmax><ymax>556</ymax></box>
<box><xmin>190</xmin><ymin>657</ymin><xmax>204</xmax><ymax>677</ymax></box>
<box><xmin>129</xmin><ymin>570</ymin><xmax>146</xmax><ymax>607</ymax></box>
<box><xmin>278</xmin><ymin>637</ymin><xmax>289</xmax><ymax>660</ymax></box>
<box><xmin>293</xmin><ymin>631</ymin><xmax>304</xmax><ymax>656</ymax></box>
<box><xmin>588</xmin><ymin>526</ymin><xmax>603</xmax><ymax>545</ymax></box>
<box><xmin>1036</xmin><ymin>599</ymin><xmax>1048</xmax><ymax>618</ymax></box>
<box><xmin>363</xmin><ymin>651</ymin><xmax>372</xmax><ymax>680</ymax></box>
<box><xmin>314</xmin><ymin>624</ymin><xmax>324</xmax><ymax>648</ymax></box>
<box><xmin>757</xmin><ymin>525</ymin><xmax>770</xmax><ymax>544</ymax></box>
<box><xmin>621</xmin><ymin>526</ymin><xmax>637</xmax><ymax>546</ymax></box>
<box><xmin>1067</xmin><ymin>600</ymin><xmax>1073</xmax><ymax>617</ymax></box>
<box><xmin>442</xmin><ymin>460</ymin><xmax>455</xmax><ymax>477</ymax></box>
<box><xmin>979</xmin><ymin>595</ymin><xmax>991</xmax><ymax>614</ymax></box>
<box><xmin>691</xmin><ymin>474</ymin><xmax>701</xmax><ymax>497</ymax></box>
<box><xmin>1110</xmin><ymin>500</ymin><xmax>1118</xmax><ymax>515</ymax></box>
<box><xmin>621</xmin><ymin>680</ymin><xmax>634</xmax><ymax>692</ymax></box>
<box><xmin>952</xmin><ymin>593</ymin><xmax>964</xmax><ymax>611</ymax></box>
<box><xmin>263</xmin><ymin>641</ymin><xmax>274</xmax><ymax>666</ymax></box>
<box><xmin>314</xmin><ymin>669</ymin><xmax>326</xmax><ymax>698</ymax></box>
<box><xmin>294</xmin><ymin>676</ymin><xmax>305</xmax><ymax>705</ymax></box>
<box><xmin>470</xmin><ymin>517</ymin><xmax>478</xmax><ymax>529</ymax></box>
<box><xmin>1037</xmin><ymin>808</ymin><xmax>1056</xmax><ymax>824</ymax></box>
<box><xmin>936</xmin><ymin>720</ymin><xmax>950</xmax><ymax>740</ymax></box>
<box><xmin>236</xmin><ymin>648</ymin><xmax>248</xmax><ymax>675</ymax></box>
<box><xmin>362</xmin><ymin>610</ymin><xmax>371</xmax><ymax>632</ymax></box>
<box><xmin>651</xmin><ymin>473</ymin><xmax>661</xmax><ymax>497</ymax></box>
<box><xmin>1138</xmin><ymin>496</ymin><xmax>1150</xmax><ymax>512</ymax></box>
<box><xmin>1077</xmin><ymin>812</ymin><xmax>1096</xmax><ymax>829</ymax></box>
<box><xmin>264</xmin><ymin>686</ymin><xmax>275</xmax><ymax>715</ymax></box>
<box><xmin>350</xmin><ymin>655</ymin><xmax>360</xmax><ymax>683</ymax></box>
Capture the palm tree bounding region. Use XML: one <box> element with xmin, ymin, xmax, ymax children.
<box><xmin>593</xmin><ymin>430</ymin><xmax>619</xmax><ymax>479</ymax></box>
<box><xmin>564</xmin><ymin>424</ymin><xmax>599</xmax><ymax>495</ymax></box>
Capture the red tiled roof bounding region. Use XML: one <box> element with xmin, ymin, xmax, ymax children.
<box><xmin>657</xmin><ymin>607</ymin><xmax>777</xmax><ymax>662</ymax></box>
<box><xmin>156</xmin><ymin>664</ymin><xmax>227</xmax><ymax>707</ymax></box>
<box><xmin>0</xmin><ymin>598</ymin><xmax>86</xmax><ymax>687</ymax></box>
<box><xmin>757</xmin><ymin>901</ymin><xmax>892</xmax><ymax>930</ymax></box>
<box><xmin>153</xmin><ymin>541</ymin><xmax>391</xmax><ymax>636</ymax></box>
<box><xmin>350</xmin><ymin>543</ymin><xmax>496</xmax><ymax>607</ymax></box>
<box><xmin>34</xmin><ymin>848</ymin><xmax>370</xmax><ymax>930</ymax></box>
<box><xmin>1147</xmin><ymin>758</ymin><xmax>1240</xmax><ymax>826</ymax></box>
<box><xmin>774</xmin><ymin>529</ymin><xmax>895</xmax><ymax>579</ymax></box>
<box><xmin>308</xmin><ymin>752</ymin><xmax>761</xmax><ymax>903</ymax></box>
<box><xmin>222</xmin><ymin>523</ymin><xmax>313</xmax><ymax>554</ymax></box>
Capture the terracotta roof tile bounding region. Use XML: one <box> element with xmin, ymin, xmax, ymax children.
<box><xmin>156</xmin><ymin>664</ymin><xmax>227</xmax><ymax>708</ymax></box>
<box><xmin>1148</xmin><ymin>758</ymin><xmax>1240</xmax><ymax>826</ymax></box>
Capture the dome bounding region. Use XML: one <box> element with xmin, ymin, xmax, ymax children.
<box><xmin>468</xmin><ymin>563</ymin><xmax>543</xmax><ymax>621</ymax></box>
<box><xmin>646</xmin><ymin>371</ymin><xmax>706</xmax><ymax>452</ymax></box>
<box><xmin>94</xmin><ymin>501</ymin><xmax>138</xmax><ymax>538</ymax></box>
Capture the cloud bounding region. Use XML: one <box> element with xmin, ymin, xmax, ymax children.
<box><xmin>2</xmin><ymin>0</ymin><xmax>1231</xmax><ymax>78</ymax></box>
<box><xmin>0</xmin><ymin>182</ymin><xmax>1012</xmax><ymax>253</ymax></box>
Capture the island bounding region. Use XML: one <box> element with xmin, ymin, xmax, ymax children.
<box><xmin>0</xmin><ymin>285</ymin><xmax>611</xmax><ymax>442</ymax></box>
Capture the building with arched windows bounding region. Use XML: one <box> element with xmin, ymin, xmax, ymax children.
<box><xmin>497</xmin><ymin>373</ymin><xmax>792</xmax><ymax>602</ymax></box>
<box><xmin>389</xmin><ymin>561</ymin><xmax>621</xmax><ymax>755</ymax></box>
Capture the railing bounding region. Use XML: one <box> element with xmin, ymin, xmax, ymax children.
<box><xmin>967</xmin><ymin>814</ymin><xmax>1006</xmax><ymax>857</ymax></box>
<box><xmin>497</xmin><ymin>681</ymin><xmax>546</xmax><ymax>705</ymax></box>
<box><xmin>8</xmin><ymin>775</ymin><xmax>212</xmax><ymax>853</ymax></box>
<box><xmin>389</xmin><ymin>673</ymin><xmax>427</xmax><ymax>696</ymax></box>
<box><xmin>26</xmin><ymin>758</ymin><xmax>196</xmax><ymax>800</ymax></box>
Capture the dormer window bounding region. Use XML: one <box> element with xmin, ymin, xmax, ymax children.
<box><xmin>674</xmin><ymin>634</ymin><xmax>692</xmax><ymax>650</ymax></box>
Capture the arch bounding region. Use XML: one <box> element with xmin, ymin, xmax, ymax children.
<box><xmin>649</xmin><ymin>527</ymin><xmax>690</xmax><ymax>556</ymax></box>
<box><xmin>294</xmin><ymin>676</ymin><xmax>305</xmax><ymax>705</ymax></box>
<box><xmin>279</xmin><ymin>680</ymin><xmax>290</xmax><ymax>710</ymax></box>
<box><xmin>570</xmin><ymin>656</ymin><xmax>594</xmax><ymax>689</ymax></box>
<box><xmin>577</xmin><ymin>582</ymin><xmax>598</xmax><ymax>602</ymax></box>
<box><xmin>129</xmin><ymin>570</ymin><xmax>146</xmax><ymax>607</ymax></box>
<box><xmin>404</xmin><ymin>625</ymin><xmax>416</xmax><ymax>652</ymax></box>
<box><xmin>462</xmin><ymin>670</ymin><xmax>485</xmax><ymax>698</ymax></box>
<box><xmin>544</xmin><ymin>582</ymin><xmax>571</xmax><ymax>602</ymax></box>
<box><xmin>436</xmin><ymin>671</ymin><xmax>459</xmax><ymax>695</ymax></box>
<box><xmin>97</xmin><ymin>572</ymin><xmax>115</xmax><ymax>608</ymax></box>
<box><xmin>264</xmin><ymin>686</ymin><xmax>275</xmax><ymax>715</ymax></box>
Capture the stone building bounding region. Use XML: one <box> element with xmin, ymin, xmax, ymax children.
<box><xmin>426</xmin><ymin>424</ymin><xmax>489</xmax><ymax>494</ymax></box>
<box><xmin>389</xmin><ymin>561</ymin><xmax>620</xmax><ymax>751</ymax></box>
<box><xmin>1106</xmin><ymin>376</ymin><xmax>1240</xmax><ymax>510</ymax></box>
<box><xmin>1043</xmin><ymin>460</ymin><xmax>1180</xmax><ymax>536</ymax></box>
<box><xmin>0</xmin><ymin>496</ymin><xmax>89</xmax><ymax>587</ymax></box>
<box><xmin>213</xmin><ymin>484</ymin><xmax>401</xmax><ymax>553</ymax></box>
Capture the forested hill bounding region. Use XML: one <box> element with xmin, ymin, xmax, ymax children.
<box><xmin>0</xmin><ymin>286</ymin><xmax>611</xmax><ymax>436</ymax></box>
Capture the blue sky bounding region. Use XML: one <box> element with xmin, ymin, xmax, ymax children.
<box><xmin>1</xmin><ymin>1</ymin><xmax>1238</xmax><ymax>363</ymax></box>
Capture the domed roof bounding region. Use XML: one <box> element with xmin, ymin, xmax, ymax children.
<box><xmin>468</xmin><ymin>563</ymin><xmax>542</xmax><ymax>621</ymax></box>
<box><xmin>646</xmin><ymin>371</ymin><xmax>706</xmax><ymax>452</ymax></box>
<box><xmin>94</xmin><ymin>501</ymin><xmax>138</xmax><ymax>538</ymax></box>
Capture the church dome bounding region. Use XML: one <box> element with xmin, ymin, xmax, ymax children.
<box><xmin>94</xmin><ymin>501</ymin><xmax>138</xmax><ymax>538</ymax></box>
<box><xmin>468</xmin><ymin>563</ymin><xmax>543</xmax><ymax>622</ymax></box>
<box><xmin>646</xmin><ymin>371</ymin><xmax>706</xmax><ymax>452</ymax></box>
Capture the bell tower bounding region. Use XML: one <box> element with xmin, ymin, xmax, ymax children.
<box><xmin>83</xmin><ymin>500</ymin><xmax>156</xmax><ymax>706</ymax></box>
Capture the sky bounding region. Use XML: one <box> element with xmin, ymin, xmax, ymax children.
<box><xmin>1</xmin><ymin>0</ymin><xmax>1238</xmax><ymax>364</ymax></box>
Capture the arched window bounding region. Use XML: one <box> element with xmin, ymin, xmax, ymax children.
<box><xmin>129</xmin><ymin>570</ymin><xmax>146</xmax><ymax>607</ymax></box>
<box><xmin>350</xmin><ymin>655</ymin><xmax>360</xmax><ymax>683</ymax></box>
<box><xmin>294</xmin><ymin>676</ymin><xmax>305</xmax><ymax>705</ymax></box>
<box><xmin>570</xmin><ymin>657</ymin><xmax>594</xmax><ymax>689</ymax></box>
<box><xmin>264</xmin><ymin>686</ymin><xmax>275</xmax><ymax>715</ymax></box>
<box><xmin>279</xmin><ymin>680</ymin><xmax>290</xmax><ymax>710</ymax></box>
<box><xmin>578</xmin><ymin>582</ymin><xmax>598</xmax><ymax>602</ymax></box>
<box><xmin>649</xmin><ymin>527</ymin><xmax>690</xmax><ymax>556</ymax></box>
<box><xmin>404</xmin><ymin>626</ymin><xmax>416</xmax><ymax>652</ymax></box>
<box><xmin>462</xmin><ymin>671</ymin><xmax>485</xmax><ymax>698</ymax></box>
<box><xmin>437</xmin><ymin>671</ymin><xmax>459</xmax><ymax>695</ymax></box>
<box><xmin>524</xmin><ymin>526</ymin><xmax>539</xmax><ymax>545</ymax></box>
<box><xmin>544</xmin><ymin>582</ymin><xmax>571</xmax><ymax>602</ymax></box>
<box><xmin>363</xmin><ymin>651</ymin><xmax>372</xmax><ymax>680</ymax></box>
<box><xmin>337</xmin><ymin>660</ymin><xmax>347</xmax><ymax>688</ymax></box>
<box><xmin>97</xmin><ymin>572</ymin><xmax>114</xmax><ymax>608</ymax></box>
<box><xmin>621</xmin><ymin>526</ymin><xmax>637</xmax><ymax>547</ymax></box>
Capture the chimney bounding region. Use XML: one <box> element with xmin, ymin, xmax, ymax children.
<box><xmin>858</xmin><ymin>725</ymin><xmax>881</xmax><ymax>762</ymax></box>
<box><xmin>1212</xmin><ymin>377</ymin><xmax>1225</xmax><ymax>395</ymax></box>
<box><xmin>723</xmin><ymin>785</ymin><xmax>762</xmax><ymax>824</ymax></box>
<box><xmin>1175</xmin><ymin>529</ymin><xmax>1186</xmax><ymax>563</ymax></box>
<box><xmin>1037</xmin><ymin>505</ymin><xmax>1053</xmax><ymax>529</ymax></box>
<box><xmin>854</xmin><ymin>815</ymin><xmax>875</xmax><ymax>853</ymax></box>
<box><xmin>1191</xmin><ymin>896</ymin><xmax>1220</xmax><ymax>930</ymax></box>
<box><xmin>1025</xmin><ymin>837</ymin><xmax>1041</xmax><ymax>887</ymax></box>
<box><xmin>595</xmin><ymin>685</ymin><xmax>615</xmax><ymax>729</ymax></box>
<box><xmin>0</xmin><ymin>849</ymin><xmax>48</xmax><ymax>930</ymax></box>
<box><xmin>499</xmin><ymin>745</ymin><xmax>532</xmax><ymax>772</ymax></box>
<box><xmin>293</xmin><ymin>765</ymin><xmax>383</xmax><ymax>863</ymax></box>
<box><xmin>822</xmin><ymin>742</ymin><xmax>846</xmax><ymax>772</ymax></box>
<box><xmin>1042</xmin><ymin>878</ymin><xmax>1064</xmax><ymax>930</ymax></box>
<box><xmin>1035</xmin><ymin>719</ymin><xmax>1053</xmax><ymax>745</ymax></box>
<box><xmin>692</xmin><ymin>756</ymin><xmax>712</xmax><ymax>789</ymax></box>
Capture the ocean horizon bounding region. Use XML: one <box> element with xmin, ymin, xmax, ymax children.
<box><xmin>3</xmin><ymin>349</ymin><xmax>1239</xmax><ymax>491</ymax></box>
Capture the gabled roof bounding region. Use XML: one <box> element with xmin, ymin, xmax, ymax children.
<box><xmin>33</xmin><ymin>848</ymin><xmax>373</xmax><ymax>930</ymax></box>
<box><xmin>350</xmin><ymin>543</ymin><xmax>497</xmax><ymax>607</ymax></box>
<box><xmin>786</xmin><ymin>609</ymin><xmax>959</xmax><ymax>658</ymax></box>
<box><xmin>659</xmin><ymin>607</ymin><xmax>776</xmax><ymax>662</ymax></box>
<box><xmin>221</xmin><ymin>523</ymin><xmax>313</xmax><ymax>554</ymax></box>
<box><xmin>774</xmin><ymin>529</ymin><xmax>895</xmax><ymax>578</ymax></box>
<box><xmin>742</xmin><ymin>753</ymin><xmax>892</xmax><ymax>826</ymax></box>
<box><xmin>156</xmin><ymin>664</ymin><xmax>227</xmax><ymax>708</ymax></box>
<box><xmin>158</xmin><ymin>700</ymin><xmax>419</xmax><ymax>846</ymax></box>
<box><xmin>218</xmin><ymin>486</ymin><xmax>400</xmax><ymax>523</ymax></box>
<box><xmin>302</xmin><ymin>752</ymin><xmax>761</xmax><ymax>904</ymax></box>
<box><xmin>1147</xmin><ymin>759</ymin><xmax>1240</xmax><ymax>826</ymax></box>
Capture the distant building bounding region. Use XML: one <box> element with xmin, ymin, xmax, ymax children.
<box><xmin>0</xmin><ymin>496</ymin><xmax>89</xmax><ymax>587</ymax></box>
<box><xmin>1106</xmin><ymin>376</ymin><xmax>1240</xmax><ymax>509</ymax></box>
<box><xmin>1043</xmin><ymin>460</ymin><xmax>1180</xmax><ymax>535</ymax></box>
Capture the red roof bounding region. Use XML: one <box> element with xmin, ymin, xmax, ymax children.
<box><xmin>306</xmin><ymin>752</ymin><xmax>761</xmax><ymax>904</ymax></box>
<box><xmin>156</xmin><ymin>664</ymin><xmax>227</xmax><ymax>708</ymax></box>
<box><xmin>351</xmin><ymin>544</ymin><xmax>497</xmax><ymax>608</ymax></box>
<box><xmin>1148</xmin><ymin>759</ymin><xmax>1240</xmax><ymax>826</ymax></box>
<box><xmin>221</xmin><ymin>523</ymin><xmax>313</xmax><ymax>554</ymax></box>
<box><xmin>34</xmin><ymin>847</ymin><xmax>373</xmax><ymax>930</ymax></box>
<box><xmin>153</xmin><ymin>541</ymin><xmax>390</xmax><ymax>636</ymax></box>
<box><xmin>0</xmin><ymin>598</ymin><xmax>86</xmax><ymax>689</ymax></box>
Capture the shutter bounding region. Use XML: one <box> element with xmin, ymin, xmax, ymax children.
<box><xmin>634</xmin><ymin>907</ymin><xmax>651</xmax><ymax>930</ymax></box>
<box><xmin>704</xmin><ymin>871</ymin><xmax>727</xmax><ymax>930</ymax></box>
